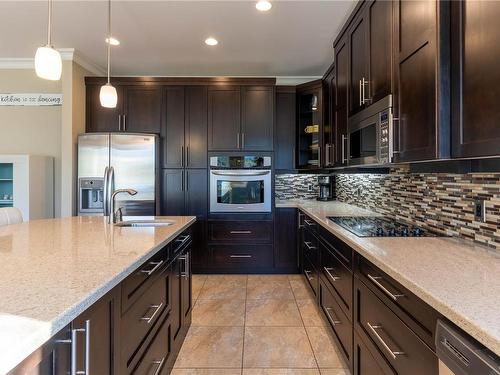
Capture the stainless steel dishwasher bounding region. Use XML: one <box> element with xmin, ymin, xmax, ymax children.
<box><xmin>436</xmin><ymin>320</ymin><xmax>500</xmax><ymax>375</ymax></box>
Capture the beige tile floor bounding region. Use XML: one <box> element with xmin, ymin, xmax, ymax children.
<box><xmin>172</xmin><ymin>274</ymin><xmax>350</xmax><ymax>375</ymax></box>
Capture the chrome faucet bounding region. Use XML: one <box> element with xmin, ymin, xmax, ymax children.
<box><xmin>109</xmin><ymin>189</ymin><xmax>137</xmax><ymax>224</ymax></box>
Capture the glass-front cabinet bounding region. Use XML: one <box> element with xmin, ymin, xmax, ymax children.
<box><xmin>296</xmin><ymin>80</ymin><xmax>323</xmax><ymax>169</ymax></box>
<box><xmin>0</xmin><ymin>163</ymin><xmax>13</xmax><ymax>207</ymax></box>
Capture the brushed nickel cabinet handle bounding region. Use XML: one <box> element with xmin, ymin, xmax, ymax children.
<box><xmin>230</xmin><ymin>230</ymin><xmax>252</xmax><ymax>234</ymax></box>
<box><xmin>71</xmin><ymin>320</ymin><xmax>90</xmax><ymax>375</ymax></box>
<box><xmin>367</xmin><ymin>274</ymin><xmax>405</xmax><ymax>301</ymax></box>
<box><xmin>141</xmin><ymin>303</ymin><xmax>163</xmax><ymax>324</ymax></box>
<box><xmin>359</xmin><ymin>79</ymin><xmax>363</xmax><ymax>106</ymax></box>
<box><xmin>304</xmin><ymin>219</ymin><xmax>315</xmax><ymax>226</ymax></box>
<box><xmin>324</xmin><ymin>267</ymin><xmax>341</xmax><ymax>282</ymax></box>
<box><xmin>304</xmin><ymin>241</ymin><xmax>316</xmax><ymax>250</ymax></box>
<box><xmin>140</xmin><ymin>260</ymin><xmax>164</xmax><ymax>276</ymax></box>
<box><xmin>118</xmin><ymin>115</ymin><xmax>122</xmax><ymax>131</ymax></box>
<box><xmin>152</xmin><ymin>357</ymin><xmax>166</xmax><ymax>375</ymax></box>
<box><xmin>324</xmin><ymin>307</ymin><xmax>341</xmax><ymax>325</ymax></box>
<box><xmin>367</xmin><ymin>322</ymin><xmax>405</xmax><ymax>360</ymax></box>
<box><xmin>341</xmin><ymin>134</ymin><xmax>347</xmax><ymax>164</ymax></box>
<box><xmin>242</xmin><ymin>132</ymin><xmax>245</xmax><ymax>149</ymax></box>
<box><xmin>237</xmin><ymin>133</ymin><xmax>240</xmax><ymax>149</ymax></box>
<box><xmin>181</xmin><ymin>146</ymin><xmax>184</xmax><ymax>167</ymax></box>
<box><xmin>230</xmin><ymin>255</ymin><xmax>252</xmax><ymax>258</ymax></box>
<box><xmin>304</xmin><ymin>269</ymin><xmax>314</xmax><ymax>281</ymax></box>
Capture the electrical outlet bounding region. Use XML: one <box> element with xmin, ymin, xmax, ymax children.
<box><xmin>356</xmin><ymin>187</ymin><xmax>362</xmax><ymax>197</ymax></box>
<box><xmin>308</xmin><ymin>184</ymin><xmax>313</xmax><ymax>192</ymax></box>
<box><xmin>474</xmin><ymin>199</ymin><xmax>486</xmax><ymax>222</ymax></box>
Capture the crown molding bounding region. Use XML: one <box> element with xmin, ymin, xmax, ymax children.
<box><xmin>0</xmin><ymin>49</ymin><xmax>105</xmax><ymax>76</ymax></box>
<box><xmin>275</xmin><ymin>76</ymin><xmax>322</xmax><ymax>86</ymax></box>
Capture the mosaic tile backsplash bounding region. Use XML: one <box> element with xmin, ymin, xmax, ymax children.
<box><xmin>275</xmin><ymin>174</ymin><xmax>320</xmax><ymax>200</ymax></box>
<box><xmin>276</xmin><ymin>169</ymin><xmax>500</xmax><ymax>249</ymax></box>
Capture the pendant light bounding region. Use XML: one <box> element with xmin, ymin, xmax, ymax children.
<box><xmin>100</xmin><ymin>0</ymin><xmax>118</xmax><ymax>108</ymax></box>
<box><xmin>35</xmin><ymin>0</ymin><xmax>62</xmax><ymax>80</ymax></box>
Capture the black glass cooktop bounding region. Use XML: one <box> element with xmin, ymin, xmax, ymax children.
<box><xmin>328</xmin><ymin>216</ymin><xmax>440</xmax><ymax>237</ymax></box>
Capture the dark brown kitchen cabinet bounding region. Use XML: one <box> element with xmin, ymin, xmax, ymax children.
<box><xmin>274</xmin><ymin>208</ymin><xmax>298</xmax><ymax>272</ymax></box>
<box><xmin>296</xmin><ymin>80</ymin><xmax>323</xmax><ymax>169</ymax></box>
<box><xmin>451</xmin><ymin>0</ymin><xmax>500</xmax><ymax>158</ymax></box>
<box><xmin>208</xmin><ymin>86</ymin><xmax>241</xmax><ymax>150</ymax></box>
<box><xmin>86</xmin><ymin>84</ymin><xmax>124</xmax><ymax>132</ymax></box>
<box><xmin>72</xmin><ymin>288</ymin><xmax>118</xmax><ymax>375</ymax></box>
<box><xmin>241</xmin><ymin>86</ymin><xmax>274</xmax><ymax>150</ymax></box>
<box><xmin>367</xmin><ymin>0</ymin><xmax>393</xmax><ymax>104</ymax></box>
<box><xmin>123</xmin><ymin>86</ymin><xmax>162</xmax><ymax>133</ymax></box>
<box><xmin>393</xmin><ymin>0</ymin><xmax>450</xmax><ymax>163</ymax></box>
<box><xmin>353</xmin><ymin>331</ymin><xmax>396</xmax><ymax>375</ymax></box>
<box><xmin>86</xmin><ymin>85</ymin><xmax>161</xmax><ymax>134</ymax></box>
<box><xmin>275</xmin><ymin>86</ymin><xmax>296</xmax><ymax>170</ymax></box>
<box><xmin>160</xmin><ymin>169</ymin><xmax>185</xmax><ymax>216</ymax></box>
<box><xmin>162</xmin><ymin>86</ymin><xmax>208</xmax><ymax>169</ymax></box>
<box><xmin>349</xmin><ymin>10</ymin><xmax>369</xmax><ymax>115</ymax></box>
<box><xmin>334</xmin><ymin>36</ymin><xmax>349</xmax><ymax>167</ymax></box>
<box><xmin>322</xmin><ymin>65</ymin><xmax>335</xmax><ymax>168</ymax></box>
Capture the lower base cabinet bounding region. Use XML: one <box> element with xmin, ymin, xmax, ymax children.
<box><xmin>353</xmin><ymin>331</ymin><xmax>396</xmax><ymax>375</ymax></box>
<box><xmin>10</xmin><ymin>227</ymin><xmax>194</xmax><ymax>375</ymax></box>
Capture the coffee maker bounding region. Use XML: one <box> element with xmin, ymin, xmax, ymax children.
<box><xmin>317</xmin><ymin>175</ymin><xmax>335</xmax><ymax>201</ymax></box>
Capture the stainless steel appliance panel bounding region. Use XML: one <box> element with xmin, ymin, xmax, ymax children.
<box><xmin>110</xmin><ymin>134</ymin><xmax>157</xmax><ymax>214</ymax></box>
<box><xmin>210</xmin><ymin>169</ymin><xmax>272</xmax><ymax>213</ymax></box>
<box><xmin>77</xmin><ymin>134</ymin><xmax>110</xmax><ymax>178</ymax></box>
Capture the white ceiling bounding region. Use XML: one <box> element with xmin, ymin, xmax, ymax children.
<box><xmin>0</xmin><ymin>0</ymin><xmax>355</xmax><ymax>77</ymax></box>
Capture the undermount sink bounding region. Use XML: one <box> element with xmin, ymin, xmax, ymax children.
<box><xmin>114</xmin><ymin>219</ymin><xmax>175</xmax><ymax>227</ymax></box>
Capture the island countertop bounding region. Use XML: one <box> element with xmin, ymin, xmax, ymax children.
<box><xmin>276</xmin><ymin>199</ymin><xmax>500</xmax><ymax>357</ymax></box>
<box><xmin>0</xmin><ymin>215</ymin><xmax>196</xmax><ymax>375</ymax></box>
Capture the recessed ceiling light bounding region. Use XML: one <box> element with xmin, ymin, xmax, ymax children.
<box><xmin>105</xmin><ymin>37</ymin><xmax>120</xmax><ymax>46</ymax></box>
<box><xmin>205</xmin><ymin>37</ymin><xmax>218</xmax><ymax>46</ymax></box>
<box><xmin>256</xmin><ymin>0</ymin><xmax>272</xmax><ymax>11</ymax></box>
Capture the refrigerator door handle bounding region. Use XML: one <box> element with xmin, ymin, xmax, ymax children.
<box><xmin>108</xmin><ymin>166</ymin><xmax>115</xmax><ymax>215</ymax></box>
<box><xmin>103</xmin><ymin>166</ymin><xmax>109</xmax><ymax>216</ymax></box>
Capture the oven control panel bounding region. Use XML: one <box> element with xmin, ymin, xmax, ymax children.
<box><xmin>210</xmin><ymin>156</ymin><xmax>271</xmax><ymax>169</ymax></box>
<box><xmin>379</xmin><ymin>109</ymin><xmax>393</xmax><ymax>164</ymax></box>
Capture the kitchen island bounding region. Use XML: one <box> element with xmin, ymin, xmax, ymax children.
<box><xmin>0</xmin><ymin>215</ymin><xmax>196</xmax><ymax>375</ymax></box>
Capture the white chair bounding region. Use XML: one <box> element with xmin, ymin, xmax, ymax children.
<box><xmin>0</xmin><ymin>207</ymin><xmax>23</xmax><ymax>227</ymax></box>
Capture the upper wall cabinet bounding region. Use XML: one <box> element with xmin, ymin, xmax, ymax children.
<box><xmin>323</xmin><ymin>65</ymin><xmax>335</xmax><ymax>168</ymax></box>
<box><xmin>208</xmin><ymin>85</ymin><xmax>274</xmax><ymax>151</ymax></box>
<box><xmin>348</xmin><ymin>9</ymin><xmax>369</xmax><ymax>116</ymax></box>
<box><xmin>393</xmin><ymin>0</ymin><xmax>450</xmax><ymax>163</ymax></box>
<box><xmin>451</xmin><ymin>0</ymin><xmax>500</xmax><ymax>158</ymax></box>
<box><xmin>334</xmin><ymin>36</ymin><xmax>349</xmax><ymax>167</ymax></box>
<box><xmin>275</xmin><ymin>86</ymin><xmax>296</xmax><ymax>170</ymax></box>
<box><xmin>86</xmin><ymin>85</ymin><xmax>162</xmax><ymax>134</ymax></box>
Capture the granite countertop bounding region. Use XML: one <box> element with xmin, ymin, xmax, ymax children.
<box><xmin>276</xmin><ymin>199</ymin><xmax>500</xmax><ymax>357</ymax></box>
<box><xmin>0</xmin><ymin>215</ymin><xmax>196</xmax><ymax>375</ymax></box>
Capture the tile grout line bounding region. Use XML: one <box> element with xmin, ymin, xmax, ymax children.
<box><xmin>290</xmin><ymin>275</ymin><xmax>322</xmax><ymax>372</ymax></box>
<box><xmin>240</xmin><ymin>275</ymin><xmax>249</xmax><ymax>375</ymax></box>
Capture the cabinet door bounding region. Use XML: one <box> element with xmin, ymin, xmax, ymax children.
<box><xmin>275</xmin><ymin>88</ymin><xmax>296</xmax><ymax>170</ymax></box>
<box><xmin>181</xmin><ymin>247</ymin><xmax>192</xmax><ymax>325</ymax></box>
<box><xmin>241</xmin><ymin>86</ymin><xmax>274</xmax><ymax>151</ymax></box>
<box><xmin>451</xmin><ymin>0</ymin><xmax>500</xmax><ymax>158</ymax></box>
<box><xmin>335</xmin><ymin>37</ymin><xmax>349</xmax><ymax>166</ymax></box>
<box><xmin>208</xmin><ymin>86</ymin><xmax>241</xmax><ymax>150</ymax></box>
<box><xmin>274</xmin><ymin>208</ymin><xmax>298</xmax><ymax>270</ymax></box>
<box><xmin>160</xmin><ymin>169</ymin><xmax>185</xmax><ymax>216</ymax></box>
<box><xmin>162</xmin><ymin>87</ymin><xmax>185</xmax><ymax>169</ymax></box>
<box><xmin>349</xmin><ymin>10</ymin><xmax>369</xmax><ymax>115</ymax></box>
<box><xmin>394</xmin><ymin>0</ymin><xmax>444</xmax><ymax>162</ymax></box>
<box><xmin>323</xmin><ymin>68</ymin><xmax>335</xmax><ymax>167</ymax></box>
<box><xmin>186</xmin><ymin>169</ymin><xmax>207</xmax><ymax>218</ymax></box>
<box><xmin>86</xmin><ymin>84</ymin><xmax>123</xmax><ymax>132</ymax></box>
<box><xmin>368</xmin><ymin>0</ymin><xmax>393</xmax><ymax>104</ymax></box>
<box><xmin>123</xmin><ymin>86</ymin><xmax>162</xmax><ymax>133</ymax></box>
<box><xmin>170</xmin><ymin>255</ymin><xmax>183</xmax><ymax>347</ymax></box>
<box><xmin>185</xmin><ymin>86</ymin><xmax>208</xmax><ymax>168</ymax></box>
<box><xmin>72</xmin><ymin>290</ymin><xmax>117</xmax><ymax>375</ymax></box>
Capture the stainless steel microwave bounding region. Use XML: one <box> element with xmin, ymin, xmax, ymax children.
<box><xmin>347</xmin><ymin>95</ymin><xmax>393</xmax><ymax>166</ymax></box>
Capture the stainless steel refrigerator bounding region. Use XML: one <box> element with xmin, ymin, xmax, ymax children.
<box><xmin>77</xmin><ymin>133</ymin><xmax>159</xmax><ymax>216</ymax></box>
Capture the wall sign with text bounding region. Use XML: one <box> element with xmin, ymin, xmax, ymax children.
<box><xmin>0</xmin><ymin>93</ymin><xmax>63</xmax><ymax>106</ymax></box>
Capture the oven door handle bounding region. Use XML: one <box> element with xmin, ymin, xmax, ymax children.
<box><xmin>211</xmin><ymin>170</ymin><xmax>271</xmax><ymax>177</ymax></box>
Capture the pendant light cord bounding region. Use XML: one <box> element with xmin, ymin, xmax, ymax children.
<box><xmin>47</xmin><ymin>0</ymin><xmax>52</xmax><ymax>46</ymax></box>
<box><xmin>107</xmin><ymin>0</ymin><xmax>111</xmax><ymax>84</ymax></box>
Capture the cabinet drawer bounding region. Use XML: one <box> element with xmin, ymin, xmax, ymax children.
<box><xmin>209</xmin><ymin>221</ymin><xmax>273</xmax><ymax>243</ymax></box>
<box><xmin>320</xmin><ymin>240</ymin><xmax>353</xmax><ymax>317</ymax></box>
<box><xmin>122</xmin><ymin>247</ymin><xmax>168</xmax><ymax>313</ymax></box>
<box><xmin>303</xmin><ymin>255</ymin><xmax>318</xmax><ymax>297</ymax></box>
<box><xmin>302</xmin><ymin>214</ymin><xmax>318</xmax><ymax>233</ymax></box>
<box><xmin>320</xmin><ymin>227</ymin><xmax>353</xmax><ymax>269</ymax></box>
<box><xmin>131</xmin><ymin>316</ymin><xmax>171</xmax><ymax>375</ymax></box>
<box><xmin>357</xmin><ymin>257</ymin><xmax>439</xmax><ymax>349</ymax></box>
<box><xmin>355</xmin><ymin>279</ymin><xmax>438</xmax><ymax>375</ymax></box>
<box><xmin>353</xmin><ymin>331</ymin><xmax>396</xmax><ymax>375</ymax></box>
<box><xmin>302</xmin><ymin>228</ymin><xmax>320</xmax><ymax>267</ymax></box>
<box><xmin>320</xmin><ymin>281</ymin><xmax>353</xmax><ymax>366</ymax></box>
<box><xmin>171</xmin><ymin>230</ymin><xmax>192</xmax><ymax>256</ymax></box>
<box><xmin>122</xmin><ymin>273</ymin><xmax>169</xmax><ymax>367</ymax></box>
<box><xmin>210</xmin><ymin>244</ymin><xmax>273</xmax><ymax>269</ymax></box>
